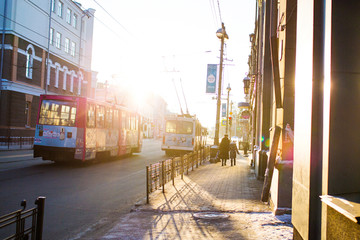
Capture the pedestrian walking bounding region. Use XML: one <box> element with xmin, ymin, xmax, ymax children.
<box><xmin>219</xmin><ymin>134</ymin><xmax>230</xmax><ymax>166</ymax></box>
<box><xmin>229</xmin><ymin>141</ymin><xmax>240</xmax><ymax>166</ymax></box>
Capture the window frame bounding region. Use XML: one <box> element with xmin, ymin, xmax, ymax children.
<box><xmin>49</xmin><ymin>28</ymin><xmax>54</xmax><ymax>45</ymax></box>
<box><xmin>70</xmin><ymin>41</ymin><xmax>76</xmax><ymax>56</ymax></box>
<box><xmin>96</xmin><ymin>105</ymin><xmax>105</xmax><ymax>128</ymax></box>
<box><xmin>25</xmin><ymin>101</ymin><xmax>31</xmax><ymax>127</ymax></box>
<box><xmin>86</xmin><ymin>104</ymin><xmax>96</xmax><ymax>128</ymax></box>
<box><xmin>57</xmin><ymin>1</ymin><xmax>63</xmax><ymax>18</ymax></box>
<box><xmin>66</xmin><ymin>8</ymin><xmax>71</xmax><ymax>24</ymax></box>
<box><xmin>105</xmin><ymin>108</ymin><xmax>113</xmax><ymax>128</ymax></box>
<box><xmin>55</xmin><ymin>32</ymin><xmax>61</xmax><ymax>49</ymax></box>
<box><xmin>72</xmin><ymin>14</ymin><xmax>78</xmax><ymax>28</ymax></box>
<box><xmin>25</xmin><ymin>48</ymin><xmax>33</xmax><ymax>79</ymax></box>
<box><xmin>64</xmin><ymin>38</ymin><xmax>70</xmax><ymax>53</ymax></box>
<box><xmin>51</xmin><ymin>0</ymin><xmax>56</xmax><ymax>13</ymax></box>
<box><xmin>38</xmin><ymin>100</ymin><xmax>77</xmax><ymax>127</ymax></box>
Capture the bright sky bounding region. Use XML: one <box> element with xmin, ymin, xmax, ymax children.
<box><xmin>78</xmin><ymin>0</ymin><xmax>255</xmax><ymax>129</ymax></box>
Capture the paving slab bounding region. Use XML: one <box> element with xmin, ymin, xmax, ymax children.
<box><xmin>97</xmin><ymin>156</ymin><xmax>293</xmax><ymax>240</ymax></box>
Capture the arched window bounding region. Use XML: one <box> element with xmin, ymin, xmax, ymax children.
<box><xmin>25</xmin><ymin>45</ymin><xmax>34</xmax><ymax>79</ymax></box>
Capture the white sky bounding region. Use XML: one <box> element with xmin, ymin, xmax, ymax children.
<box><xmin>78</xmin><ymin>0</ymin><xmax>255</xmax><ymax>129</ymax></box>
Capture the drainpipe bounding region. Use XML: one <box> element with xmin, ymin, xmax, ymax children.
<box><xmin>0</xmin><ymin>0</ymin><xmax>8</xmax><ymax>98</ymax></box>
<box><xmin>45</xmin><ymin>0</ymin><xmax>53</xmax><ymax>94</ymax></box>
<box><xmin>77</xmin><ymin>14</ymin><xmax>85</xmax><ymax>96</ymax></box>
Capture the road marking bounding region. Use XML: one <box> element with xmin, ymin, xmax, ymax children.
<box><xmin>0</xmin><ymin>154</ymin><xmax>33</xmax><ymax>159</ymax></box>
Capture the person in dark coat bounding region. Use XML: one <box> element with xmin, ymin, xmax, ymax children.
<box><xmin>229</xmin><ymin>141</ymin><xmax>240</xmax><ymax>166</ymax></box>
<box><xmin>219</xmin><ymin>134</ymin><xmax>230</xmax><ymax>166</ymax></box>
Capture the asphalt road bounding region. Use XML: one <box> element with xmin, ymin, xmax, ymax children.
<box><xmin>0</xmin><ymin>139</ymin><xmax>167</xmax><ymax>240</ymax></box>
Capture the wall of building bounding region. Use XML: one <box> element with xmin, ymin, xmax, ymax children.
<box><xmin>0</xmin><ymin>0</ymin><xmax>96</xmax><ymax>138</ymax></box>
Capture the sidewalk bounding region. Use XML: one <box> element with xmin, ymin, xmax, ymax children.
<box><xmin>99</xmin><ymin>154</ymin><xmax>293</xmax><ymax>240</ymax></box>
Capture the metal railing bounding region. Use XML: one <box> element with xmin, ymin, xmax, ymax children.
<box><xmin>0</xmin><ymin>137</ymin><xmax>34</xmax><ymax>150</ymax></box>
<box><xmin>0</xmin><ymin>197</ymin><xmax>45</xmax><ymax>240</ymax></box>
<box><xmin>146</xmin><ymin>146</ymin><xmax>210</xmax><ymax>203</ymax></box>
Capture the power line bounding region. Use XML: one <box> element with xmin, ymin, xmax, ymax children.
<box><xmin>87</xmin><ymin>12</ymin><xmax>126</xmax><ymax>41</ymax></box>
<box><xmin>91</xmin><ymin>0</ymin><xmax>133</xmax><ymax>37</ymax></box>
<box><xmin>217</xmin><ymin>0</ymin><xmax>223</xmax><ymax>24</ymax></box>
<box><xmin>209</xmin><ymin>0</ymin><xmax>219</xmax><ymax>28</ymax></box>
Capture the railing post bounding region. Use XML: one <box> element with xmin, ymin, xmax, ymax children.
<box><xmin>181</xmin><ymin>155</ymin><xmax>184</xmax><ymax>179</ymax></box>
<box><xmin>35</xmin><ymin>196</ymin><xmax>46</xmax><ymax>240</ymax></box>
<box><xmin>146</xmin><ymin>166</ymin><xmax>149</xmax><ymax>204</ymax></box>
<box><xmin>196</xmin><ymin>150</ymin><xmax>199</xmax><ymax>168</ymax></box>
<box><xmin>172</xmin><ymin>158</ymin><xmax>175</xmax><ymax>186</ymax></box>
<box><xmin>162</xmin><ymin>160</ymin><xmax>165</xmax><ymax>193</ymax></box>
<box><xmin>199</xmin><ymin>150</ymin><xmax>201</xmax><ymax>166</ymax></box>
<box><xmin>186</xmin><ymin>155</ymin><xmax>189</xmax><ymax>175</ymax></box>
<box><xmin>15</xmin><ymin>211</ymin><xmax>21</xmax><ymax>239</ymax></box>
<box><xmin>7</xmin><ymin>136</ymin><xmax>10</xmax><ymax>149</ymax></box>
<box><xmin>192</xmin><ymin>153</ymin><xmax>194</xmax><ymax>171</ymax></box>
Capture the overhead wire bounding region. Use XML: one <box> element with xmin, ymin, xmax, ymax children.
<box><xmin>90</xmin><ymin>0</ymin><xmax>133</xmax><ymax>37</ymax></box>
<box><xmin>86</xmin><ymin>11</ymin><xmax>126</xmax><ymax>41</ymax></box>
<box><xmin>217</xmin><ymin>0</ymin><xmax>223</xmax><ymax>24</ymax></box>
<box><xmin>209</xmin><ymin>0</ymin><xmax>219</xmax><ymax>28</ymax></box>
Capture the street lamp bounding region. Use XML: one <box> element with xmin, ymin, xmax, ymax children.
<box><xmin>243</xmin><ymin>76</ymin><xmax>250</xmax><ymax>95</ymax></box>
<box><xmin>214</xmin><ymin>22</ymin><xmax>229</xmax><ymax>146</ymax></box>
<box><xmin>225</xmin><ymin>83</ymin><xmax>231</xmax><ymax>135</ymax></box>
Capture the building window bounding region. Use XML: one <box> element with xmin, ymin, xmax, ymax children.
<box><xmin>66</xmin><ymin>8</ymin><xmax>71</xmax><ymax>24</ymax></box>
<box><xmin>72</xmin><ymin>14</ymin><xmax>77</xmax><ymax>28</ymax></box>
<box><xmin>25</xmin><ymin>47</ymin><xmax>33</xmax><ymax>79</ymax></box>
<box><xmin>25</xmin><ymin>101</ymin><xmax>32</xmax><ymax>127</ymax></box>
<box><xmin>49</xmin><ymin>28</ymin><xmax>54</xmax><ymax>45</ymax></box>
<box><xmin>64</xmin><ymin>38</ymin><xmax>70</xmax><ymax>53</ymax></box>
<box><xmin>56</xmin><ymin>32</ymin><xmax>61</xmax><ymax>49</ymax></box>
<box><xmin>57</xmin><ymin>1</ymin><xmax>63</xmax><ymax>17</ymax></box>
<box><xmin>51</xmin><ymin>0</ymin><xmax>56</xmax><ymax>13</ymax></box>
<box><xmin>71</xmin><ymin>41</ymin><xmax>76</xmax><ymax>57</ymax></box>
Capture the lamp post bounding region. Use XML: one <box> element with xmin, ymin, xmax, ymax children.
<box><xmin>243</xmin><ymin>76</ymin><xmax>250</xmax><ymax>102</ymax></box>
<box><xmin>214</xmin><ymin>22</ymin><xmax>229</xmax><ymax>145</ymax></box>
<box><xmin>242</xmin><ymin>76</ymin><xmax>251</xmax><ymax>156</ymax></box>
<box><xmin>225</xmin><ymin>83</ymin><xmax>231</xmax><ymax>135</ymax></box>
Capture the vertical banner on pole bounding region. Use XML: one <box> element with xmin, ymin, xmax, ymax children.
<box><xmin>206</xmin><ymin>64</ymin><xmax>217</xmax><ymax>93</ymax></box>
<box><xmin>221</xmin><ymin>103</ymin><xmax>227</xmax><ymax>117</ymax></box>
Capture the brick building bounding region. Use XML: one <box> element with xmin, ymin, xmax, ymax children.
<box><xmin>0</xmin><ymin>0</ymin><xmax>96</xmax><ymax>139</ymax></box>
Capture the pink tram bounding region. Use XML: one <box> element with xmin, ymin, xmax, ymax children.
<box><xmin>33</xmin><ymin>95</ymin><xmax>142</xmax><ymax>162</ymax></box>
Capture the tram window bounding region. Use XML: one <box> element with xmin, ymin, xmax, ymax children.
<box><xmin>121</xmin><ymin>111</ymin><xmax>126</xmax><ymax>129</ymax></box>
<box><xmin>105</xmin><ymin>108</ymin><xmax>113</xmax><ymax>128</ymax></box>
<box><xmin>70</xmin><ymin>107</ymin><xmax>76</xmax><ymax>126</ymax></box>
<box><xmin>135</xmin><ymin>116</ymin><xmax>138</xmax><ymax>130</ymax></box>
<box><xmin>60</xmin><ymin>105</ymin><xmax>70</xmax><ymax>126</ymax></box>
<box><xmin>166</xmin><ymin>121</ymin><xmax>176</xmax><ymax>133</ymax></box>
<box><xmin>129</xmin><ymin>115</ymin><xmax>133</xmax><ymax>130</ymax></box>
<box><xmin>131</xmin><ymin>115</ymin><xmax>136</xmax><ymax>130</ymax></box>
<box><xmin>87</xmin><ymin>104</ymin><xmax>95</xmax><ymax>128</ymax></box>
<box><xmin>38</xmin><ymin>100</ymin><xmax>76</xmax><ymax>126</ymax></box>
<box><xmin>96</xmin><ymin>105</ymin><xmax>105</xmax><ymax>128</ymax></box>
<box><xmin>179</xmin><ymin>122</ymin><xmax>193</xmax><ymax>134</ymax></box>
<box><xmin>127</xmin><ymin>114</ymin><xmax>130</xmax><ymax>129</ymax></box>
<box><xmin>114</xmin><ymin>110</ymin><xmax>120</xmax><ymax>129</ymax></box>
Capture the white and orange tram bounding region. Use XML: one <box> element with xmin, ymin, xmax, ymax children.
<box><xmin>33</xmin><ymin>94</ymin><xmax>142</xmax><ymax>162</ymax></box>
<box><xmin>161</xmin><ymin>114</ymin><xmax>207</xmax><ymax>156</ymax></box>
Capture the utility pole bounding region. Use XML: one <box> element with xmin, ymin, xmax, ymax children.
<box><xmin>214</xmin><ymin>22</ymin><xmax>228</xmax><ymax>145</ymax></box>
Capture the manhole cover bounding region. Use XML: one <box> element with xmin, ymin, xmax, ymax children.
<box><xmin>193</xmin><ymin>212</ymin><xmax>229</xmax><ymax>220</ymax></box>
